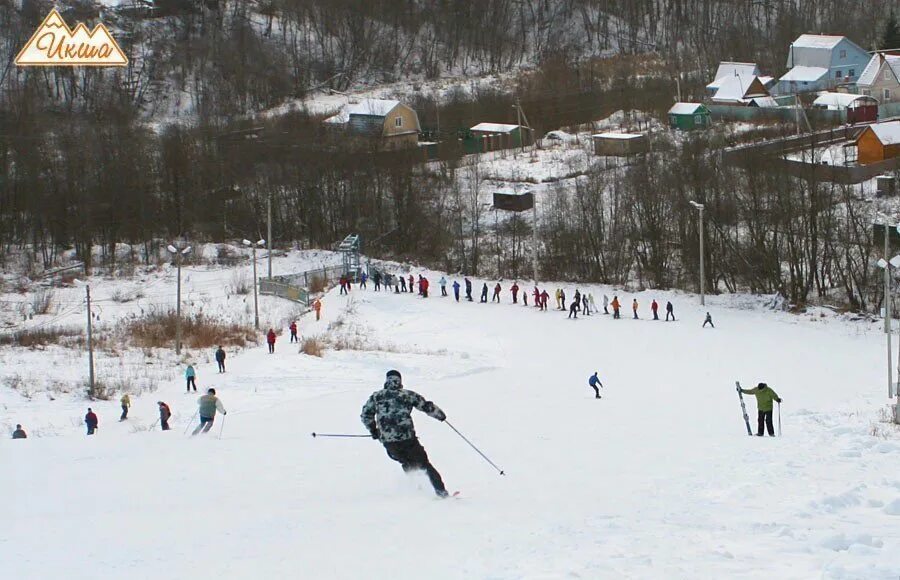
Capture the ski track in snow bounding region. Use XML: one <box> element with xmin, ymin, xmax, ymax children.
<box><xmin>3</xmin><ymin>266</ymin><xmax>900</xmax><ymax>579</ymax></box>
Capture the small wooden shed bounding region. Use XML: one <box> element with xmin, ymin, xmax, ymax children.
<box><xmin>470</xmin><ymin>123</ymin><xmax>533</xmax><ymax>152</ymax></box>
<box><xmin>592</xmin><ymin>132</ymin><xmax>649</xmax><ymax>156</ymax></box>
<box><xmin>812</xmin><ymin>92</ymin><xmax>878</xmax><ymax>123</ymax></box>
<box><xmin>667</xmin><ymin>103</ymin><xmax>711</xmax><ymax>130</ymax></box>
<box><xmin>855</xmin><ymin>121</ymin><xmax>900</xmax><ymax>164</ymax></box>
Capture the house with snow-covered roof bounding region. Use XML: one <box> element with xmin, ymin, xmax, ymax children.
<box><xmin>667</xmin><ymin>103</ymin><xmax>711</xmax><ymax>130</ymax></box>
<box><xmin>469</xmin><ymin>122</ymin><xmax>533</xmax><ymax>151</ymax></box>
<box><xmin>855</xmin><ymin>121</ymin><xmax>900</xmax><ymax>164</ymax></box>
<box><xmin>706</xmin><ymin>62</ymin><xmax>776</xmax><ymax>96</ymax></box>
<box><xmin>857</xmin><ymin>53</ymin><xmax>900</xmax><ymax>103</ymax></box>
<box><xmin>324</xmin><ymin>99</ymin><xmax>420</xmax><ymax>148</ymax></box>
<box><xmin>710</xmin><ymin>75</ymin><xmax>776</xmax><ymax>106</ymax></box>
<box><xmin>773</xmin><ymin>34</ymin><xmax>869</xmax><ymax>95</ymax></box>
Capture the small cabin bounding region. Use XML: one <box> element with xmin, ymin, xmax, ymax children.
<box><xmin>324</xmin><ymin>99</ymin><xmax>421</xmax><ymax>148</ymax></box>
<box><xmin>855</xmin><ymin>121</ymin><xmax>900</xmax><ymax>164</ymax></box>
<box><xmin>667</xmin><ymin>103</ymin><xmax>711</xmax><ymax>130</ymax></box>
<box><xmin>812</xmin><ymin>92</ymin><xmax>878</xmax><ymax>123</ymax></box>
<box><xmin>469</xmin><ymin>123</ymin><xmax>533</xmax><ymax>152</ymax></box>
<box><xmin>592</xmin><ymin>132</ymin><xmax>649</xmax><ymax>156</ymax></box>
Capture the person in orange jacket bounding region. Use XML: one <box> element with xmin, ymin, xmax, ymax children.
<box><xmin>611</xmin><ymin>296</ymin><xmax>621</xmax><ymax>319</ymax></box>
<box><xmin>267</xmin><ymin>328</ymin><xmax>277</xmax><ymax>353</ymax></box>
<box><xmin>313</xmin><ymin>298</ymin><xmax>322</xmax><ymax>321</ymax></box>
<box><xmin>632</xmin><ymin>299</ymin><xmax>639</xmax><ymax>319</ymax></box>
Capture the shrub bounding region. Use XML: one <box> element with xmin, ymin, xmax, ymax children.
<box><xmin>85</xmin><ymin>379</ymin><xmax>112</xmax><ymax>400</ymax></box>
<box><xmin>308</xmin><ymin>275</ymin><xmax>326</xmax><ymax>294</ymax></box>
<box><xmin>301</xmin><ymin>337</ymin><xmax>324</xmax><ymax>357</ymax></box>
<box><xmin>0</xmin><ymin>327</ymin><xmax>81</xmax><ymax>347</ymax></box>
<box><xmin>111</xmin><ymin>288</ymin><xmax>143</xmax><ymax>303</ymax></box>
<box><xmin>31</xmin><ymin>288</ymin><xmax>54</xmax><ymax>315</ymax></box>
<box><xmin>230</xmin><ymin>270</ymin><xmax>251</xmax><ymax>295</ymax></box>
<box><xmin>124</xmin><ymin>310</ymin><xmax>255</xmax><ymax>349</ymax></box>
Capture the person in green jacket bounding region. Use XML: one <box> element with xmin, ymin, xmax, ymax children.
<box><xmin>192</xmin><ymin>388</ymin><xmax>226</xmax><ymax>435</ymax></box>
<box><xmin>740</xmin><ymin>382</ymin><xmax>782</xmax><ymax>437</ymax></box>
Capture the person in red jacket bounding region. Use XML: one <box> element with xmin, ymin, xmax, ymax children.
<box><xmin>289</xmin><ymin>321</ymin><xmax>298</xmax><ymax>343</ymax></box>
<box><xmin>85</xmin><ymin>408</ymin><xmax>98</xmax><ymax>435</ymax></box>
<box><xmin>421</xmin><ymin>277</ymin><xmax>430</xmax><ymax>298</ymax></box>
<box><xmin>511</xmin><ymin>282</ymin><xmax>519</xmax><ymax>304</ymax></box>
<box><xmin>540</xmin><ymin>289</ymin><xmax>550</xmax><ymax>311</ymax></box>
<box><xmin>492</xmin><ymin>283</ymin><xmax>501</xmax><ymax>303</ymax></box>
<box><xmin>408</xmin><ymin>274</ymin><xmax>414</xmax><ymax>293</ymax></box>
<box><xmin>267</xmin><ymin>328</ymin><xmax>277</xmax><ymax>354</ymax></box>
<box><xmin>651</xmin><ymin>300</ymin><xmax>659</xmax><ymax>320</ymax></box>
<box><xmin>533</xmin><ymin>287</ymin><xmax>540</xmax><ymax>308</ymax></box>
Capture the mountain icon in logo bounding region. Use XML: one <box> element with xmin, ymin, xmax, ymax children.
<box><xmin>15</xmin><ymin>9</ymin><xmax>128</xmax><ymax>67</ymax></box>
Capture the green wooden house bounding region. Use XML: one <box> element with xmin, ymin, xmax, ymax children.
<box><xmin>667</xmin><ymin>103</ymin><xmax>711</xmax><ymax>130</ymax></box>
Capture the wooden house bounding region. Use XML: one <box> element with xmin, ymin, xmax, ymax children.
<box><xmin>592</xmin><ymin>132</ymin><xmax>649</xmax><ymax>156</ymax></box>
<box><xmin>469</xmin><ymin>123</ymin><xmax>533</xmax><ymax>152</ymax></box>
<box><xmin>855</xmin><ymin>121</ymin><xmax>900</xmax><ymax>164</ymax></box>
<box><xmin>812</xmin><ymin>93</ymin><xmax>878</xmax><ymax>123</ymax></box>
<box><xmin>667</xmin><ymin>103</ymin><xmax>711</xmax><ymax>130</ymax></box>
<box><xmin>324</xmin><ymin>99</ymin><xmax>420</xmax><ymax>148</ymax></box>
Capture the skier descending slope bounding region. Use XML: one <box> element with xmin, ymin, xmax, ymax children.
<box><xmin>588</xmin><ymin>372</ymin><xmax>603</xmax><ymax>399</ymax></box>
<box><xmin>361</xmin><ymin>370</ymin><xmax>450</xmax><ymax>498</ymax></box>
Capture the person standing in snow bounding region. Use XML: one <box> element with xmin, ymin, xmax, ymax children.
<box><xmin>85</xmin><ymin>408</ymin><xmax>98</xmax><ymax>435</ymax></box>
<box><xmin>480</xmin><ymin>283</ymin><xmax>489</xmax><ymax>303</ymax></box>
<box><xmin>399</xmin><ymin>276</ymin><xmax>407</xmax><ymax>293</ymax></box>
<box><xmin>359</xmin><ymin>272</ymin><xmax>368</xmax><ymax>290</ymax></box>
<box><xmin>522</xmin><ymin>290</ymin><xmax>528</xmax><ymax>306</ymax></box>
<box><xmin>568</xmin><ymin>290</ymin><xmax>581</xmax><ymax>319</ymax></box>
<box><xmin>703</xmin><ymin>312</ymin><xmax>715</xmax><ymax>328</ymax></box>
<box><xmin>360</xmin><ymin>370</ymin><xmax>450</xmax><ymax>498</ymax></box>
<box><xmin>533</xmin><ymin>287</ymin><xmax>540</xmax><ymax>307</ymax></box>
<box><xmin>290</xmin><ymin>321</ymin><xmax>299</xmax><ymax>343</ymax></box>
<box><xmin>373</xmin><ymin>271</ymin><xmax>382</xmax><ymax>291</ymax></box>
<box><xmin>339</xmin><ymin>275</ymin><xmax>348</xmax><ymax>295</ymax></box>
<box><xmin>421</xmin><ymin>276</ymin><xmax>429</xmax><ymax>298</ymax></box>
<box><xmin>739</xmin><ymin>383</ymin><xmax>782</xmax><ymax>437</ymax></box>
<box><xmin>215</xmin><ymin>346</ymin><xmax>227</xmax><ymax>373</ymax></box>
<box><xmin>651</xmin><ymin>300</ymin><xmax>659</xmax><ymax>320</ymax></box>
<box><xmin>192</xmin><ymin>388</ymin><xmax>226</xmax><ymax>436</ymax></box>
<box><xmin>465</xmin><ymin>278</ymin><xmax>473</xmax><ymax>301</ymax></box>
<box><xmin>560</xmin><ymin>289</ymin><xmax>567</xmax><ymax>311</ymax></box>
<box><xmin>511</xmin><ymin>282</ymin><xmax>519</xmax><ymax>304</ymax></box>
<box><xmin>540</xmin><ymin>289</ymin><xmax>549</xmax><ymax>311</ymax></box>
<box><xmin>632</xmin><ymin>299</ymin><xmax>639</xmax><ymax>319</ymax></box>
<box><xmin>492</xmin><ymin>283</ymin><xmax>501</xmax><ymax>303</ymax></box>
<box><xmin>554</xmin><ymin>288</ymin><xmax>561</xmax><ymax>310</ymax></box>
<box><xmin>588</xmin><ymin>372</ymin><xmax>603</xmax><ymax>399</ymax></box>
<box><xmin>157</xmin><ymin>401</ymin><xmax>172</xmax><ymax>431</ymax></box>
<box><xmin>12</xmin><ymin>424</ymin><xmax>27</xmax><ymax>439</ymax></box>
<box><xmin>602</xmin><ymin>294</ymin><xmax>609</xmax><ymax>315</ymax></box>
<box><xmin>611</xmin><ymin>296</ymin><xmax>621</xmax><ymax>319</ymax></box>
<box><xmin>120</xmin><ymin>393</ymin><xmax>131</xmax><ymax>421</ymax></box>
<box><xmin>408</xmin><ymin>274</ymin><xmax>414</xmax><ymax>293</ymax></box>
<box><xmin>313</xmin><ymin>298</ymin><xmax>323</xmax><ymax>321</ymax></box>
<box><xmin>589</xmin><ymin>293</ymin><xmax>597</xmax><ymax>314</ymax></box>
<box><xmin>582</xmin><ymin>293</ymin><xmax>590</xmax><ymax>316</ymax></box>
<box><xmin>267</xmin><ymin>328</ymin><xmax>277</xmax><ymax>353</ymax></box>
<box><xmin>666</xmin><ymin>301</ymin><xmax>675</xmax><ymax>321</ymax></box>
<box><xmin>452</xmin><ymin>280</ymin><xmax>461</xmax><ymax>302</ymax></box>
<box><xmin>185</xmin><ymin>364</ymin><xmax>197</xmax><ymax>392</ymax></box>
<box><xmin>439</xmin><ymin>276</ymin><xmax>447</xmax><ymax>297</ymax></box>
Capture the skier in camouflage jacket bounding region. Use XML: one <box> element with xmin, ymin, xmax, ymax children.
<box><xmin>361</xmin><ymin>370</ymin><xmax>449</xmax><ymax>497</ymax></box>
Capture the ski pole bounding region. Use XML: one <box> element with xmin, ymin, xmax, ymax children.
<box><xmin>311</xmin><ymin>432</ymin><xmax>370</xmax><ymax>438</ymax></box>
<box><xmin>218</xmin><ymin>415</ymin><xmax>226</xmax><ymax>440</ymax></box>
<box><xmin>445</xmin><ymin>421</ymin><xmax>505</xmax><ymax>476</ymax></box>
<box><xmin>778</xmin><ymin>402</ymin><xmax>782</xmax><ymax>437</ymax></box>
<box><xmin>183</xmin><ymin>411</ymin><xmax>198</xmax><ymax>435</ymax></box>
<box><xmin>149</xmin><ymin>418</ymin><xmax>160</xmax><ymax>431</ymax></box>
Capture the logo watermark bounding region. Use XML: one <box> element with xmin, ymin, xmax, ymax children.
<box><xmin>15</xmin><ymin>9</ymin><xmax>127</xmax><ymax>67</ymax></box>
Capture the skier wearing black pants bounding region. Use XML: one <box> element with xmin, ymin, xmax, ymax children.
<box><xmin>703</xmin><ymin>312</ymin><xmax>715</xmax><ymax>328</ymax></box>
<box><xmin>361</xmin><ymin>370</ymin><xmax>449</xmax><ymax>498</ymax></box>
<box><xmin>740</xmin><ymin>383</ymin><xmax>782</xmax><ymax>436</ymax></box>
<box><xmin>588</xmin><ymin>372</ymin><xmax>603</xmax><ymax>399</ymax></box>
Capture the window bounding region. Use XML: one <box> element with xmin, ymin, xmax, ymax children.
<box><xmin>885</xmin><ymin>89</ymin><xmax>892</xmax><ymax>102</ymax></box>
<box><xmin>394</xmin><ymin>116</ymin><xmax>403</xmax><ymax>128</ymax></box>
<box><xmin>862</xmin><ymin>88</ymin><xmax>872</xmax><ymax>96</ymax></box>
<box><xmin>840</xmin><ymin>49</ymin><xmax>847</xmax><ymax>59</ymax></box>
<box><xmin>694</xmin><ymin>114</ymin><xmax>703</xmax><ymax>125</ymax></box>
<box><xmin>835</xmin><ymin>69</ymin><xmax>842</xmax><ymax>79</ymax></box>
<box><xmin>849</xmin><ymin>68</ymin><xmax>855</xmax><ymax>78</ymax></box>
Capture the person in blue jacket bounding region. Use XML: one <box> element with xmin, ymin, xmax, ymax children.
<box><xmin>452</xmin><ymin>280</ymin><xmax>461</xmax><ymax>302</ymax></box>
<box><xmin>588</xmin><ymin>372</ymin><xmax>603</xmax><ymax>399</ymax></box>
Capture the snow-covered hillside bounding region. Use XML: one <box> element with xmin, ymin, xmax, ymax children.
<box><xmin>3</xmin><ymin>265</ymin><xmax>900</xmax><ymax>579</ymax></box>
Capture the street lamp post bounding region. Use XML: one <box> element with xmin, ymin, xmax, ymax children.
<box><xmin>690</xmin><ymin>201</ymin><xmax>705</xmax><ymax>306</ymax></box>
<box><xmin>167</xmin><ymin>242</ymin><xmax>192</xmax><ymax>355</ymax></box>
<box><xmin>243</xmin><ymin>239</ymin><xmax>265</xmax><ymax>330</ymax></box>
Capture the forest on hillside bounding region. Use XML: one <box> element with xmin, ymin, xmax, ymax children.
<box><xmin>1</xmin><ymin>0</ymin><xmax>899</xmax><ymax>310</ymax></box>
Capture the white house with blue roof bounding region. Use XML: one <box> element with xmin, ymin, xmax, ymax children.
<box><xmin>773</xmin><ymin>34</ymin><xmax>870</xmax><ymax>95</ymax></box>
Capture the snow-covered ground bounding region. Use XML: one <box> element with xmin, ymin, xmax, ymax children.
<box><xmin>3</xmin><ymin>260</ymin><xmax>900</xmax><ymax>578</ymax></box>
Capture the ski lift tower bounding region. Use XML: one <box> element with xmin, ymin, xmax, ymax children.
<box><xmin>339</xmin><ymin>234</ymin><xmax>362</xmax><ymax>281</ymax></box>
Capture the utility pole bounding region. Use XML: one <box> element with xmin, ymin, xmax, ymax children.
<box><xmin>267</xmin><ymin>191</ymin><xmax>273</xmax><ymax>280</ymax></box>
<box><xmin>244</xmin><ymin>239</ymin><xmax>264</xmax><ymax>330</ymax></box>
<box><xmin>532</xmin><ymin>194</ymin><xmax>539</xmax><ymax>288</ymax></box>
<box><xmin>885</xmin><ymin>225</ymin><xmax>893</xmax><ymax>399</ymax></box>
<box><xmin>85</xmin><ymin>285</ymin><xmax>95</xmax><ymax>394</ymax></box>
<box><xmin>690</xmin><ymin>201</ymin><xmax>706</xmax><ymax>306</ymax></box>
<box><xmin>514</xmin><ymin>97</ymin><xmax>524</xmax><ymax>153</ymax></box>
<box><xmin>167</xmin><ymin>242</ymin><xmax>192</xmax><ymax>355</ymax></box>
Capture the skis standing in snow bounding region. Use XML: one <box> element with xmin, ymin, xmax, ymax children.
<box><xmin>360</xmin><ymin>370</ymin><xmax>450</xmax><ymax>498</ymax></box>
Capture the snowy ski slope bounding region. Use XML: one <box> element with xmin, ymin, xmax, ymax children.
<box><xmin>3</xmin><ymin>274</ymin><xmax>900</xmax><ymax>579</ymax></box>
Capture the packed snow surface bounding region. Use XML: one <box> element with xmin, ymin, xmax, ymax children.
<box><xmin>3</xmin><ymin>270</ymin><xmax>900</xmax><ymax>579</ymax></box>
